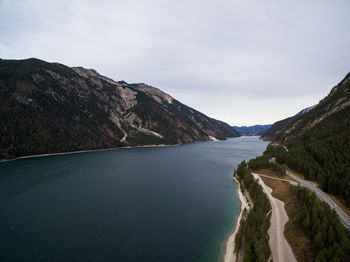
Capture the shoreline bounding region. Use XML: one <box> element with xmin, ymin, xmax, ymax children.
<box><xmin>0</xmin><ymin>144</ymin><xmax>175</xmax><ymax>163</ymax></box>
<box><xmin>222</xmin><ymin>175</ymin><xmax>249</xmax><ymax>262</ymax></box>
<box><xmin>1</xmin><ymin>137</ymin><xmax>245</xmax><ymax>163</ymax></box>
<box><xmin>0</xmin><ymin>136</ymin><xmax>246</xmax><ymax>163</ymax></box>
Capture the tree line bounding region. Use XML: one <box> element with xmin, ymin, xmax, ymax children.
<box><xmin>247</xmin><ymin>155</ymin><xmax>286</xmax><ymax>177</ymax></box>
<box><xmin>265</xmin><ymin>132</ymin><xmax>350</xmax><ymax>208</ymax></box>
<box><xmin>268</xmin><ymin>106</ymin><xmax>350</xmax><ymax>207</ymax></box>
<box><xmin>234</xmin><ymin>161</ymin><xmax>271</xmax><ymax>262</ymax></box>
<box><xmin>294</xmin><ymin>187</ymin><xmax>350</xmax><ymax>261</ymax></box>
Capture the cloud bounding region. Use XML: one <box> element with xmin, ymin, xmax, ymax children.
<box><xmin>1</xmin><ymin>0</ymin><xmax>349</xmax><ymax>125</ymax></box>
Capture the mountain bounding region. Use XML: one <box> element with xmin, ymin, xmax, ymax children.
<box><xmin>233</xmin><ymin>124</ymin><xmax>271</xmax><ymax>136</ymax></box>
<box><xmin>265</xmin><ymin>72</ymin><xmax>350</xmax><ymax>206</ymax></box>
<box><xmin>261</xmin><ymin>105</ymin><xmax>315</xmax><ymax>140</ymax></box>
<box><xmin>295</xmin><ymin>105</ymin><xmax>316</xmax><ymax>116</ymax></box>
<box><xmin>0</xmin><ymin>58</ymin><xmax>239</xmax><ymax>160</ymax></box>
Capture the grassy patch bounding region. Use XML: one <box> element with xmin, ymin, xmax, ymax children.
<box><xmin>256</xmin><ymin>169</ymin><xmax>296</xmax><ymax>182</ymax></box>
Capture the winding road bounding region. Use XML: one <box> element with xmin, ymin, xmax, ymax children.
<box><xmin>285</xmin><ymin>170</ymin><xmax>350</xmax><ymax>230</ymax></box>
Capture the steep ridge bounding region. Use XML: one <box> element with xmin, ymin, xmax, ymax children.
<box><xmin>274</xmin><ymin>73</ymin><xmax>350</xmax><ymax>142</ymax></box>
<box><xmin>261</xmin><ymin>106</ymin><xmax>315</xmax><ymax>140</ymax></box>
<box><xmin>0</xmin><ymin>58</ymin><xmax>239</xmax><ymax>160</ymax></box>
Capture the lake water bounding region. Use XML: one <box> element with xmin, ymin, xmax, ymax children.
<box><xmin>0</xmin><ymin>137</ymin><xmax>267</xmax><ymax>262</ymax></box>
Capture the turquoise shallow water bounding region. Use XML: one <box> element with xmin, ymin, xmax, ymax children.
<box><xmin>0</xmin><ymin>137</ymin><xmax>267</xmax><ymax>262</ymax></box>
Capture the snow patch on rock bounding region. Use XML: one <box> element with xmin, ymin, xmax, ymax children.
<box><xmin>209</xmin><ymin>136</ymin><xmax>219</xmax><ymax>141</ymax></box>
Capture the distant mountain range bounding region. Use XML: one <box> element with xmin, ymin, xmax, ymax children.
<box><xmin>0</xmin><ymin>58</ymin><xmax>239</xmax><ymax>160</ymax></box>
<box><xmin>233</xmin><ymin>125</ymin><xmax>271</xmax><ymax>136</ymax></box>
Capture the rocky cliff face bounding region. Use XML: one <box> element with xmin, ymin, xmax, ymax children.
<box><xmin>0</xmin><ymin>58</ymin><xmax>239</xmax><ymax>159</ymax></box>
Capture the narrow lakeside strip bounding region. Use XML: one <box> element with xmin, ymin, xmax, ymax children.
<box><xmin>230</xmin><ymin>161</ymin><xmax>272</xmax><ymax>261</ymax></box>
<box><xmin>1</xmin><ymin>139</ymin><xmax>227</xmax><ymax>163</ymax></box>
<box><xmin>222</xmin><ymin>176</ymin><xmax>249</xmax><ymax>262</ymax></box>
<box><xmin>0</xmin><ymin>144</ymin><xmax>174</xmax><ymax>163</ymax></box>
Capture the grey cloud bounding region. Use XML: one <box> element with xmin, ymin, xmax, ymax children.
<box><xmin>1</xmin><ymin>0</ymin><xmax>349</xmax><ymax>125</ymax></box>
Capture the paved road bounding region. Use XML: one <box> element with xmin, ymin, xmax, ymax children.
<box><xmin>286</xmin><ymin>170</ymin><xmax>350</xmax><ymax>230</ymax></box>
<box><xmin>252</xmin><ymin>173</ymin><xmax>297</xmax><ymax>262</ymax></box>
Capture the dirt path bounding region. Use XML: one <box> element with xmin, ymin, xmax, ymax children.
<box><xmin>252</xmin><ymin>173</ymin><xmax>297</xmax><ymax>262</ymax></box>
<box><xmin>257</xmin><ymin>173</ymin><xmax>298</xmax><ymax>186</ymax></box>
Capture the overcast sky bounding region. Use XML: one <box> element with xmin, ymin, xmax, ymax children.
<box><xmin>1</xmin><ymin>0</ymin><xmax>349</xmax><ymax>125</ymax></box>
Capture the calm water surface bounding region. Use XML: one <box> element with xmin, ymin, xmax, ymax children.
<box><xmin>0</xmin><ymin>137</ymin><xmax>267</xmax><ymax>262</ymax></box>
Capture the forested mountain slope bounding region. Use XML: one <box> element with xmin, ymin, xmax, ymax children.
<box><xmin>0</xmin><ymin>58</ymin><xmax>239</xmax><ymax>160</ymax></box>
<box><xmin>265</xmin><ymin>72</ymin><xmax>350</xmax><ymax>206</ymax></box>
